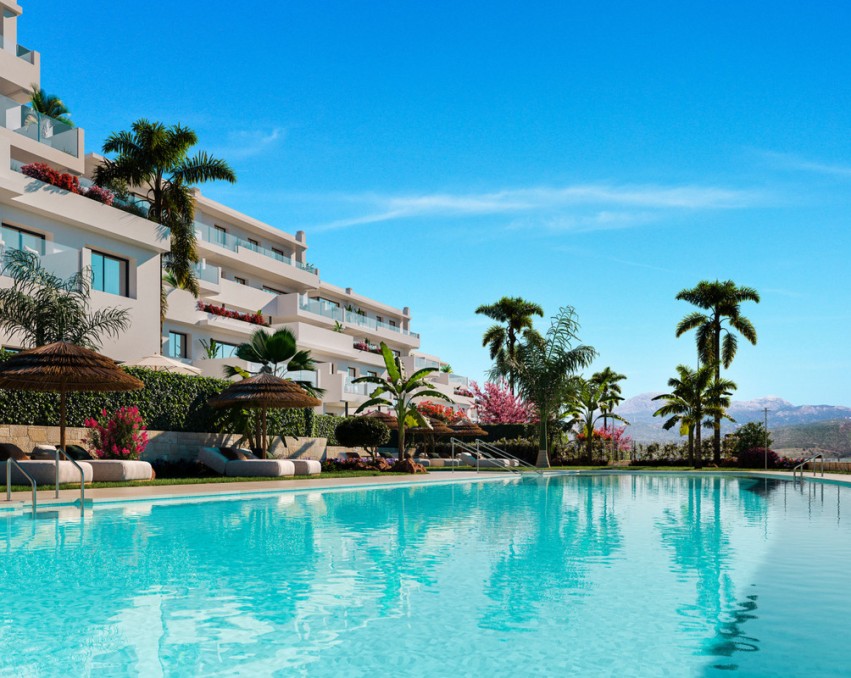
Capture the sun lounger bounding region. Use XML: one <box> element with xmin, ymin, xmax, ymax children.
<box><xmin>7</xmin><ymin>460</ymin><xmax>93</xmax><ymax>485</ymax></box>
<box><xmin>457</xmin><ymin>452</ymin><xmax>513</xmax><ymax>468</ymax></box>
<box><xmin>199</xmin><ymin>447</ymin><xmax>311</xmax><ymax>478</ymax></box>
<box><xmin>86</xmin><ymin>460</ymin><xmax>154</xmax><ymax>482</ymax></box>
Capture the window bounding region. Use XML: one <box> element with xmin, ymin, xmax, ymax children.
<box><xmin>213</xmin><ymin>225</ymin><xmax>227</xmax><ymax>246</ymax></box>
<box><xmin>246</xmin><ymin>238</ymin><xmax>260</xmax><ymax>251</ymax></box>
<box><xmin>263</xmin><ymin>285</ymin><xmax>285</xmax><ymax>295</ymax></box>
<box><xmin>214</xmin><ymin>341</ymin><xmax>239</xmax><ymax>359</ymax></box>
<box><xmin>389</xmin><ymin>319</ymin><xmax>397</xmax><ymax>328</ymax></box>
<box><xmin>234</xmin><ymin>276</ymin><xmax>247</xmax><ymax>286</ymax></box>
<box><xmin>367</xmin><ymin>370</ymin><xmax>378</xmax><ymax>378</ymax></box>
<box><xmin>271</xmin><ymin>247</ymin><xmax>286</xmax><ymax>261</ymax></box>
<box><xmin>376</xmin><ymin>316</ymin><xmax>383</xmax><ymax>324</ymax></box>
<box><xmin>168</xmin><ymin>331</ymin><xmax>188</xmax><ymax>359</ymax></box>
<box><xmin>2</xmin><ymin>224</ymin><xmax>44</xmax><ymax>255</ymax></box>
<box><xmin>348</xmin><ymin>367</ymin><xmax>357</xmax><ymax>378</ymax></box>
<box><xmin>91</xmin><ymin>251</ymin><xmax>128</xmax><ymax>296</ymax></box>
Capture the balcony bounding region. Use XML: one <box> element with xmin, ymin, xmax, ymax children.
<box><xmin>298</xmin><ymin>298</ymin><xmax>420</xmax><ymax>346</ymax></box>
<box><xmin>0</xmin><ymin>93</ymin><xmax>81</xmax><ymax>158</ymax></box>
<box><xmin>0</xmin><ymin>234</ymin><xmax>80</xmax><ymax>280</ymax></box>
<box><xmin>0</xmin><ymin>36</ymin><xmax>34</xmax><ymax>64</ymax></box>
<box><xmin>195</xmin><ymin>222</ymin><xmax>317</xmax><ymax>274</ymax></box>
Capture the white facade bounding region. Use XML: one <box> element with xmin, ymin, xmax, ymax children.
<box><xmin>0</xmin><ymin>3</ymin><xmax>475</xmax><ymax>417</ymax></box>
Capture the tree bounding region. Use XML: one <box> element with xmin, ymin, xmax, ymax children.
<box><xmin>334</xmin><ymin>417</ymin><xmax>390</xmax><ymax>459</ymax></box>
<box><xmin>476</xmin><ymin>296</ymin><xmax>544</xmax><ymax>393</ymax></box>
<box><xmin>0</xmin><ymin>249</ymin><xmax>129</xmax><ymax>349</ymax></box>
<box><xmin>565</xmin><ymin>377</ymin><xmax>629</xmax><ymax>461</ymax></box>
<box><xmin>353</xmin><ymin>342</ymin><xmax>452</xmax><ymax>462</ymax></box>
<box><xmin>27</xmin><ymin>83</ymin><xmax>71</xmax><ymax>140</ymax></box>
<box><xmin>223</xmin><ymin>327</ymin><xmax>324</xmax><ymax>397</ymax></box>
<box><xmin>94</xmin><ymin>119</ymin><xmax>236</xmax><ymax>305</ymax></box>
<box><xmin>508</xmin><ymin>307</ymin><xmax>596</xmax><ymax>467</ymax></box>
<box><xmin>590</xmin><ymin>367</ymin><xmax>627</xmax><ymax>433</ymax></box>
<box><xmin>676</xmin><ymin>280</ymin><xmax>759</xmax><ymax>464</ymax></box>
<box><xmin>470</xmin><ymin>380</ymin><xmax>537</xmax><ymax>424</ymax></box>
<box><xmin>652</xmin><ymin>364</ymin><xmax>736</xmax><ymax>468</ymax></box>
<box><xmin>732</xmin><ymin>422</ymin><xmax>773</xmax><ymax>457</ymax></box>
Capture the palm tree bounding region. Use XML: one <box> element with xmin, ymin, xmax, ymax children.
<box><xmin>509</xmin><ymin>307</ymin><xmax>596</xmax><ymax>467</ymax></box>
<box><xmin>476</xmin><ymin>296</ymin><xmax>544</xmax><ymax>393</ymax></box>
<box><xmin>565</xmin><ymin>377</ymin><xmax>629</xmax><ymax>461</ymax></box>
<box><xmin>676</xmin><ymin>280</ymin><xmax>759</xmax><ymax>464</ymax></box>
<box><xmin>0</xmin><ymin>249</ymin><xmax>129</xmax><ymax>349</ymax></box>
<box><xmin>27</xmin><ymin>84</ymin><xmax>71</xmax><ymax>139</ymax></box>
<box><xmin>223</xmin><ymin>327</ymin><xmax>324</xmax><ymax>397</ymax></box>
<box><xmin>652</xmin><ymin>364</ymin><xmax>736</xmax><ymax>468</ymax></box>
<box><xmin>353</xmin><ymin>343</ymin><xmax>452</xmax><ymax>461</ymax></box>
<box><xmin>590</xmin><ymin>367</ymin><xmax>627</xmax><ymax>432</ymax></box>
<box><xmin>94</xmin><ymin>119</ymin><xmax>236</xmax><ymax>300</ymax></box>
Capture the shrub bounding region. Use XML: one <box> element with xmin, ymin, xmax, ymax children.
<box><xmin>737</xmin><ymin>447</ymin><xmax>780</xmax><ymax>469</ymax></box>
<box><xmin>334</xmin><ymin>417</ymin><xmax>390</xmax><ymax>456</ymax></box>
<box><xmin>83</xmin><ymin>184</ymin><xmax>115</xmax><ymax>206</ymax></box>
<box><xmin>84</xmin><ymin>406</ymin><xmax>148</xmax><ymax>459</ymax></box>
<box><xmin>21</xmin><ymin>162</ymin><xmax>61</xmax><ymax>186</ymax></box>
<box><xmin>197</xmin><ymin>301</ymin><xmax>269</xmax><ymax>326</ymax></box>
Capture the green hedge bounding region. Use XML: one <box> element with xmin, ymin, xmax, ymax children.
<box><xmin>0</xmin><ymin>362</ymin><xmax>340</xmax><ymax>438</ymax></box>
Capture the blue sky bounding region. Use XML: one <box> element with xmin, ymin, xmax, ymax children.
<box><xmin>22</xmin><ymin>1</ymin><xmax>851</xmax><ymax>405</ymax></box>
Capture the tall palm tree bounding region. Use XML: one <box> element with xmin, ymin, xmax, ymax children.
<box><xmin>94</xmin><ymin>119</ymin><xmax>236</xmax><ymax>301</ymax></box>
<box><xmin>676</xmin><ymin>280</ymin><xmax>759</xmax><ymax>464</ymax></box>
<box><xmin>565</xmin><ymin>376</ymin><xmax>629</xmax><ymax>461</ymax></box>
<box><xmin>354</xmin><ymin>343</ymin><xmax>452</xmax><ymax>461</ymax></box>
<box><xmin>0</xmin><ymin>248</ymin><xmax>129</xmax><ymax>349</ymax></box>
<box><xmin>652</xmin><ymin>364</ymin><xmax>736</xmax><ymax>468</ymax></box>
<box><xmin>223</xmin><ymin>327</ymin><xmax>324</xmax><ymax>397</ymax></box>
<box><xmin>476</xmin><ymin>296</ymin><xmax>544</xmax><ymax>394</ymax></box>
<box><xmin>509</xmin><ymin>307</ymin><xmax>596</xmax><ymax>467</ymax></box>
<box><xmin>27</xmin><ymin>83</ymin><xmax>72</xmax><ymax>138</ymax></box>
<box><xmin>590</xmin><ymin>367</ymin><xmax>627</xmax><ymax>433</ymax></box>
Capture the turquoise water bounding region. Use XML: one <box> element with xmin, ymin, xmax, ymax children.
<box><xmin>0</xmin><ymin>474</ymin><xmax>849</xmax><ymax>676</ymax></box>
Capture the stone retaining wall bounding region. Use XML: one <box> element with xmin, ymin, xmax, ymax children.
<box><xmin>805</xmin><ymin>461</ymin><xmax>851</xmax><ymax>473</ymax></box>
<box><xmin>0</xmin><ymin>425</ymin><xmax>330</xmax><ymax>462</ymax></box>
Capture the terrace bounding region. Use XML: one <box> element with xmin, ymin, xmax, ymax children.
<box><xmin>195</xmin><ymin>222</ymin><xmax>317</xmax><ymax>275</ymax></box>
<box><xmin>0</xmin><ymin>92</ymin><xmax>80</xmax><ymax>157</ymax></box>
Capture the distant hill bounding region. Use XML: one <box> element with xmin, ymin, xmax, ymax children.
<box><xmin>617</xmin><ymin>393</ymin><xmax>851</xmax><ymax>451</ymax></box>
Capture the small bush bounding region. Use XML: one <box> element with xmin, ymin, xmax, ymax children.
<box><xmin>737</xmin><ymin>447</ymin><xmax>780</xmax><ymax>469</ymax></box>
<box><xmin>83</xmin><ymin>184</ymin><xmax>115</xmax><ymax>206</ymax></box>
<box><xmin>334</xmin><ymin>417</ymin><xmax>390</xmax><ymax>455</ymax></box>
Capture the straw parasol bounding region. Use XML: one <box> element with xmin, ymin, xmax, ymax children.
<box><xmin>207</xmin><ymin>373</ymin><xmax>321</xmax><ymax>458</ymax></box>
<box><xmin>360</xmin><ymin>409</ymin><xmax>399</xmax><ymax>430</ymax></box>
<box><xmin>123</xmin><ymin>354</ymin><xmax>202</xmax><ymax>375</ymax></box>
<box><xmin>450</xmin><ymin>420</ymin><xmax>489</xmax><ymax>439</ymax></box>
<box><xmin>0</xmin><ymin>341</ymin><xmax>144</xmax><ymax>492</ymax></box>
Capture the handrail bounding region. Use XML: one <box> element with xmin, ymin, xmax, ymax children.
<box><xmin>793</xmin><ymin>453</ymin><xmax>825</xmax><ymax>481</ymax></box>
<box><xmin>6</xmin><ymin>458</ymin><xmax>36</xmax><ymax>516</ymax></box>
<box><xmin>476</xmin><ymin>440</ymin><xmax>545</xmax><ymax>476</ymax></box>
<box><xmin>450</xmin><ymin>438</ymin><xmax>543</xmax><ymax>476</ymax></box>
<box><xmin>55</xmin><ymin>448</ymin><xmax>85</xmax><ymax>510</ymax></box>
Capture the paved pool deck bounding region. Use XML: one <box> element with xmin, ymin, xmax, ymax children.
<box><xmin>3</xmin><ymin>468</ymin><xmax>849</xmax><ymax>512</ymax></box>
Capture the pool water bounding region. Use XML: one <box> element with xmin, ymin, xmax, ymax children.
<box><xmin>0</xmin><ymin>474</ymin><xmax>849</xmax><ymax>676</ymax></box>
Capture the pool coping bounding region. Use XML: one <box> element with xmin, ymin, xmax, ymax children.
<box><xmin>2</xmin><ymin>468</ymin><xmax>849</xmax><ymax>516</ymax></box>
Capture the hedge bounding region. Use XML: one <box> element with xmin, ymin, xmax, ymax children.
<box><xmin>0</xmin><ymin>362</ymin><xmax>340</xmax><ymax>439</ymax></box>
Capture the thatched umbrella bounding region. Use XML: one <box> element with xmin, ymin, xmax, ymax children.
<box><xmin>208</xmin><ymin>373</ymin><xmax>321</xmax><ymax>458</ymax></box>
<box><xmin>450</xmin><ymin>420</ymin><xmax>489</xmax><ymax>439</ymax></box>
<box><xmin>124</xmin><ymin>353</ymin><xmax>202</xmax><ymax>375</ymax></box>
<box><xmin>410</xmin><ymin>417</ymin><xmax>454</xmax><ymax>457</ymax></box>
<box><xmin>0</xmin><ymin>341</ymin><xmax>144</xmax><ymax>493</ymax></box>
<box><xmin>360</xmin><ymin>409</ymin><xmax>399</xmax><ymax>430</ymax></box>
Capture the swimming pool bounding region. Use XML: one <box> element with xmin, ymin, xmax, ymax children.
<box><xmin>0</xmin><ymin>474</ymin><xmax>848</xmax><ymax>676</ymax></box>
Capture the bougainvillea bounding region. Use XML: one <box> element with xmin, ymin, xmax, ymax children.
<box><xmin>21</xmin><ymin>162</ymin><xmax>115</xmax><ymax>206</ymax></box>
<box><xmin>197</xmin><ymin>301</ymin><xmax>269</xmax><ymax>326</ymax></box>
<box><xmin>576</xmin><ymin>426</ymin><xmax>632</xmax><ymax>452</ymax></box>
<box><xmin>84</xmin><ymin>406</ymin><xmax>149</xmax><ymax>459</ymax></box>
<box><xmin>417</xmin><ymin>401</ymin><xmax>464</xmax><ymax>424</ymax></box>
<box><xmin>470</xmin><ymin>380</ymin><xmax>537</xmax><ymax>424</ymax></box>
<box><xmin>353</xmin><ymin>340</ymin><xmax>382</xmax><ymax>354</ymax></box>
<box><xmin>83</xmin><ymin>184</ymin><xmax>115</xmax><ymax>206</ymax></box>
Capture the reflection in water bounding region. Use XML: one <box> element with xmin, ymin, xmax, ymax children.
<box><xmin>0</xmin><ymin>475</ymin><xmax>849</xmax><ymax>676</ymax></box>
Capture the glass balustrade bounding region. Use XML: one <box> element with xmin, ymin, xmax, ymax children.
<box><xmin>0</xmin><ymin>93</ymin><xmax>78</xmax><ymax>156</ymax></box>
<box><xmin>298</xmin><ymin>298</ymin><xmax>419</xmax><ymax>337</ymax></box>
<box><xmin>194</xmin><ymin>222</ymin><xmax>317</xmax><ymax>274</ymax></box>
<box><xmin>194</xmin><ymin>263</ymin><xmax>220</xmax><ymax>285</ymax></box>
<box><xmin>343</xmin><ymin>376</ymin><xmax>369</xmax><ymax>395</ymax></box>
<box><xmin>0</xmin><ymin>235</ymin><xmax>80</xmax><ymax>280</ymax></box>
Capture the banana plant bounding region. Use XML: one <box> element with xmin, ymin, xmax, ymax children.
<box><xmin>353</xmin><ymin>342</ymin><xmax>453</xmax><ymax>460</ymax></box>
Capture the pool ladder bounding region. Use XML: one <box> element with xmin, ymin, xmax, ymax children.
<box><xmin>793</xmin><ymin>453</ymin><xmax>825</xmax><ymax>482</ymax></box>
<box><xmin>450</xmin><ymin>438</ymin><xmax>544</xmax><ymax>476</ymax></box>
<box><xmin>5</xmin><ymin>450</ymin><xmax>87</xmax><ymax>516</ymax></box>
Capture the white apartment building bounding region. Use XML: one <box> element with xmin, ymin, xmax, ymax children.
<box><xmin>0</xmin><ymin>1</ymin><xmax>475</xmax><ymax>417</ymax></box>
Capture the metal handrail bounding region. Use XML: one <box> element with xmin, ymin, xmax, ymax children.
<box><xmin>793</xmin><ymin>453</ymin><xmax>825</xmax><ymax>481</ymax></box>
<box><xmin>476</xmin><ymin>440</ymin><xmax>545</xmax><ymax>476</ymax></box>
<box><xmin>55</xmin><ymin>448</ymin><xmax>85</xmax><ymax>510</ymax></box>
<box><xmin>450</xmin><ymin>438</ymin><xmax>542</xmax><ymax>476</ymax></box>
<box><xmin>6</xmin><ymin>458</ymin><xmax>36</xmax><ymax>516</ymax></box>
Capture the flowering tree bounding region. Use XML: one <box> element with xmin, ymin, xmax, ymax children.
<box><xmin>470</xmin><ymin>380</ymin><xmax>536</xmax><ymax>424</ymax></box>
<box><xmin>575</xmin><ymin>425</ymin><xmax>632</xmax><ymax>452</ymax></box>
<box><xmin>85</xmin><ymin>406</ymin><xmax>149</xmax><ymax>460</ymax></box>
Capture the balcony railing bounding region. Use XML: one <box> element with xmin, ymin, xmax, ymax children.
<box><xmin>299</xmin><ymin>298</ymin><xmax>420</xmax><ymax>338</ymax></box>
<box><xmin>414</xmin><ymin>357</ymin><xmax>440</xmax><ymax>369</ymax></box>
<box><xmin>448</xmin><ymin>374</ymin><xmax>470</xmax><ymax>387</ymax></box>
<box><xmin>0</xmin><ymin>237</ymin><xmax>80</xmax><ymax>280</ymax></box>
<box><xmin>0</xmin><ymin>93</ymin><xmax>78</xmax><ymax>157</ymax></box>
<box><xmin>195</xmin><ymin>222</ymin><xmax>317</xmax><ymax>274</ymax></box>
<box><xmin>194</xmin><ymin>263</ymin><xmax>220</xmax><ymax>285</ymax></box>
<box><xmin>0</xmin><ymin>36</ymin><xmax>35</xmax><ymax>63</ymax></box>
<box><xmin>343</xmin><ymin>376</ymin><xmax>369</xmax><ymax>396</ymax></box>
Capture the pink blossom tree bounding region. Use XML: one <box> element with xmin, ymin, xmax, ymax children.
<box><xmin>470</xmin><ymin>380</ymin><xmax>537</xmax><ymax>423</ymax></box>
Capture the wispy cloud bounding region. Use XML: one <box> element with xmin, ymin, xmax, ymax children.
<box><xmin>760</xmin><ymin>150</ymin><xmax>851</xmax><ymax>178</ymax></box>
<box><xmin>309</xmin><ymin>182</ymin><xmax>763</xmax><ymax>233</ymax></box>
<box><xmin>212</xmin><ymin>128</ymin><xmax>286</xmax><ymax>161</ymax></box>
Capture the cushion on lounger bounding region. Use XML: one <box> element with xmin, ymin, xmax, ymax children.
<box><xmin>65</xmin><ymin>444</ymin><xmax>95</xmax><ymax>460</ymax></box>
<box><xmin>87</xmin><ymin>460</ymin><xmax>153</xmax><ymax>482</ymax></box>
<box><xmin>289</xmin><ymin>459</ymin><xmax>321</xmax><ymax>476</ymax></box>
<box><xmin>225</xmin><ymin>459</ymin><xmax>295</xmax><ymax>478</ymax></box>
<box><xmin>198</xmin><ymin>447</ymin><xmax>229</xmax><ymax>475</ymax></box>
<box><xmin>8</xmin><ymin>460</ymin><xmax>93</xmax><ymax>485</ymax></box>
<box><xmin>0</xmin><ymin>443</ymin><xmax>29</xmax><ymax>461</ymax></box>
<box><xmin>31</xmin><ymin>445</ymin><xmax>57</xmax><ymax>460</ymax></box>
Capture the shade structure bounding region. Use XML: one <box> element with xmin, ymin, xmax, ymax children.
<box><xmin>449</xmin><ymin>420</ymin><xmax>489</xmax><ymax>438</ymax></box>
<box><xmin>0</xmin><ymin>341</ymin><xmax>144</xmax><ymax>495</ymax></box>
<box><xmin>208</xmin><ymin>373</ymin><xmax>322</xmax><ymax>458</ymax></box>
<box><xmin>123</xmin><ymin>354</ymin><xmax>202</xmax><ymax>375</ymax></box>
<box><xmin>410</xmin><ymin>417</ymin><xmax>454</xmax><ymax>437</ymax></box>
<box><xmin>360</xmin><ymin>409</ymin><xmax>399</xmax><ymax>431</ymax></box>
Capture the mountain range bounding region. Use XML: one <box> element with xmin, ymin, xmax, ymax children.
<box><xmin>617</xmin><ymin>393</ymin><xmax>851</xmax><ymax>452</ymax></box>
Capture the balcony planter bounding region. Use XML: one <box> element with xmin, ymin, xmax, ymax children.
<box><xmin>20</xmin><ymin>163</ymin><xmax>115</xmax><ymax>206</ymax></box>
<box><xmin>197</xmin><ymin>301</ymin><xmax>270</xmax><ymax>326</ymax></box>
<box><xmin>353</xmin><ymin>341</ymin><xmax>383</xmax><ymax>355</ymax></box>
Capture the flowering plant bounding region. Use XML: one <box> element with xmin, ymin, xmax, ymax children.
<box><xmin>417</xmin><ymin>401</ymin><xmax>464</xmax><ymax>424</ymax></box>
<box><xmin>21</xmin><ymin>162</ymin><xmax>116</xmax><ymax>207</ymax></box>
<box><xmin>453</xmin><ymin>387</ymin><xmax>474</xmax><ymax>397</ymax></box>
<box><xmin>470</xmin><ymin>380</ymin><xmax>537</xmax><ymax>423</ymax></box>
<box><xmin>198</xmin><ymin>301</ymin><xmax>269</xmax><ymax>326</ymax></box>
<box><xmin>576</xmin><ymin>426</ymin><xmax>632</xmax><ymax>452</ymax></box>
<box><xmin>84</xmin><ymin>184</ymin><xmax>115</xmax><ymax>206</ymax></box>
<box><xmin>353</xmin><ymin>340</ymin><xmax>382</xmax><ymax>354</ymax></box>
<box><xmin>84</xmin><ymin>406</ymin><xmax>149</xmax><ymax>460</ymax></box>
